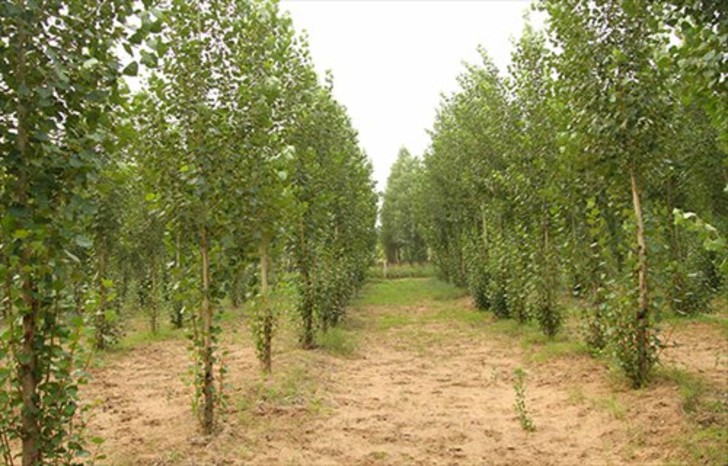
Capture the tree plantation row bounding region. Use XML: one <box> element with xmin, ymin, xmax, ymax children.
<box><xmin>1</xmin><ymin>0</ymin><xmax>726</xmax><ymax>464</ymax></box>
<box><xmin>381</xmin><ymin>0</ymin><xmax>726</xmax><ymax>389</ymax></box>
<box><xmin>1</xmin><ymin>1</ymin><xmax>377</xmax><ymax>463</ymax></box>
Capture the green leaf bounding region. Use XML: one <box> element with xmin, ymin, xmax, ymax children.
<box><xmin>83</xmin><ymin>58</ymin><xmax>99</xmax><ymax>69</ymax></box>
<box><xmin>64</xmin><ymin>250</ymin><xmax>81</xmax><ymax>264</ymax></box>
<box><xmin>74</xmin><ymin>235</ymin><xmax>93</xmax><ymax>249</ymax></box>
<box><xmin>140</xmin><ymin>50</ymin><xmax>157</xmax><ymax>68</ymax></box>
<box><xmin>13</xmin><ymin>229</ymin><xmax>30</xmax><ymax>240</ymax></box>
<box><xmin>123</xmin><ymin>61</ymin><xmax>139</xmax><ymax>76</ymax></box>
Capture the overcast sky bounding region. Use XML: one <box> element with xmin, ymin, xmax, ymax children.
<box><xmin>279</xmin><ymin>0</ymin><xmax>543</xmax><ymax>192</ymax></box>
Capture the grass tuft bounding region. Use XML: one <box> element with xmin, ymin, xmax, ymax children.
<box><xmin>236</xmin><ymin>364</ymin><xmax>322</xmax><ymax>428</ymax></box>
<box><xmin>593</xmin><ymin>394</ymin><xmax>627</xmax><ymax>420</ymax></box>
<box><xmin>316</xmin><ymin>327</ymin><xmax>358</xmax><ymax>357</ymax></box>
<box><xmin>656</xmin><ymin>366</ymin><xmax>728</xmax><ymax>464</ymax></box>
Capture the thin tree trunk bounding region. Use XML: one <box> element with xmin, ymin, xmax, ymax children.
<box><xmin>481</xmin><ymin>206</ymin><xmax>489</xmax><ymax>255</ymax></box>
<box><xmin>231</xmin><ymin>267</ymin><xmax>240</xmax><ymax>308</ymax></box>
<box><xmin>150</xmin><ymin>257</ymin><xmax>158</xmax><ymax>334</ymax></box>
<box><xmin>20</xmin><ymin>279</ymin><xmax>40</xmax><ymax>466</ymax></box>
<box><xmin>630</xmin><ymin>167</ymin><xmax>650</xmax><ymax>386</ymax></box>
<box><xmin>172</xmin><ymin>231</ymin><xmax>183</xmax><ymax>328</ymax></box>
<box><xmin>259</xmin><ymin>241</ymin><xmax>272</xmax><ymax>373</ymax></box>
<box><xmin>200</xmin><ymin>228</ymin><xmax>214</xmax><ymax>434</ymax></box>
<box><xmin>15</xmin><ymin>9</ymin><xmax>41</xmax><ymax>462</ymax></box>
<box><xmin>96</xmin><ymin>247</ymin><xmax>107</xmax><ymax>350</ymax></box>
<box><xmin>298</xmin><ymin>220</ymin><xmax>315</xmax><ymax>349</ymax></box>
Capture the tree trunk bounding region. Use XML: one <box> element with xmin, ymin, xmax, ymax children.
<box><xmin>172</xmin><ymin>232</ymin><xmax>183</xmax><ymax>328</ymax></box>
<box><xmin>259</xmin><ymin>241</ymin><xmax>272</xmax><ymax>374</ymax></box>
<box><xmin>15</xmin><ymin>10</ymin><xmax>41</xmax><ymax>462</ymax></box>
<box><xmin>96</xmin><ymin>246</ymin><xmax>107</xmax><ymax>350</ymax></box>
<box><xmin>150</xmin><ymin>258</ymin><xmax>158</xmax><ymax>334</ymax></box>
<box><xmin>200</xmin><ymin>228</ymin><xmax>214</xmax><ymax>434</ymax></box>
<box><xmin>20</xmin><ymin>279</ymin><xmax>40</xmax><ymax>466</ymax></box>
<box><xmin>630</xmin><ymin>167</ymin><xmax>650</xmax><ymax>386</ymax></box>
<box><xmin>231</xmin><ymin>267</ymin><xmax>240</xmax><ymax>308</ymax></box>
<box><xmin>298</xmin><ymin>220</ymin><xmax>316</xmax><ymax>349</ymax></box>
<box><xmin>481</xmin><ymin>206</ymin><xmax>489</xmax><ymax>255</ymax></box>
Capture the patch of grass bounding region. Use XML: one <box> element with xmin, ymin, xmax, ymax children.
<box><xmin>377</xmin><ymin>313</ymin><xmax>415</xmax><ymax>330</ymax></box>
<box><xmin>219</xmin><ymin>306</ymin><xmax>246</xmax><ymax>325</ymax></box>
<box><xmin>485</xmin><ymin>318</ymin><xmax>531</xmax><ymax>338</ymax></box>
<box><xmin>656</xmin><ymin>367</ymin><xmax>728</xmax><ymax>464</ymax></box>
<box><xmin>368</xmin><ymin>451</ymin><xmax>388</xmax><ymax>460</ymax></box>
<box><xmin>113</xmin><ymin>321</ymin><xmax>183</xmax><ymax>353</ymax></box>
<box><xmin>431</xmin><ymin>305</ymin><xmax>486</xmax><ymax>326</ymax></box>
<box><xmin>686</xmin><ymin>425</ymin><xmax>728</xmax><ymax>465</ymax></box>
<box><xmin>566</xmin><ymin>386</ymin><xmax>586</xmax><ymax>405</ymax></box>
<box><xmin>355</xmin><ymin>277</ymin><xmax>465</xmax><ymax>307</ymax></box>
<box><xmin>391</xmin><ymin>326</ymin><xmax>451</xmax><ymax>355</ymax></box>
<box><xmin>316</xmin><ymin>327</ymin><xmax>357</xmax><ymax>357</ymax></box>
<box><xmin>662</xmin><ymin>311</ymin><xmax>728</xmax><ymax>339</ymax></box>
<box><xmin>158</xmin><ymin>450</ymin><xmax>185</xmax><ymax>464</ymax></box>
<box><xmin>593</xmin><ymin>394</ymin><xmax>627</xmax><ymax>420</ymax></box>
<box><xmin>530</xmin><ymin>340</ymin><xmax>589</xmax><ymax>363</ymax></box>
<box><xmin>236</xmin><ymin>364</ymin><xmax>322</xmax><ymax>428</ymax></box>
<box><xmin>368</xmin><ymin>263</ymin><xmax>436</xmax><ymax>280</ymax></box>
<box><xmin>656</xmin><ymin>367</ymin><xmax>708</xmax><ymax>414</ymax></box>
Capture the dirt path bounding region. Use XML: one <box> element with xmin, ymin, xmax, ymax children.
<box><xmin>84</xmin><ymin>278</ymin><xmax>727</xmax><ymax>465</ymax></box>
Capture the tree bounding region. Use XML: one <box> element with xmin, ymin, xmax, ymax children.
<box><xmin>0</xmin><ymin>0</ymin><xmax>158</xmax><ymax>461</ymax></box>
<box><xmin>380</xmin><ymin>148</ymin><xmax>428</xmax><ymax>264</ymax></box>
<box><xmin>544</xmin><ymin>0</ymin><xmax>675</xmax><ymax>387</ymax></box>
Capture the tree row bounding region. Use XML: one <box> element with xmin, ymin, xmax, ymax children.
<box><xmin>0</xmin><ymin>1</ymin><xmax>376</xmax><ymax>463</ymax></box>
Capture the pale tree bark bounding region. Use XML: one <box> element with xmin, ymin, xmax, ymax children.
<box><xmin>259</xmin><ymin>240</ymin><xmax>272</xmax><ymax>373</ymax></box>
<box><xmin>16</xmin><ymin>7</ymin><xmax>41</xmax><ymax>463</ymax></box>
<box><xmin>96</xmin><ymin>246</ymin><xmax>107</xmax><ymax>350</ymax></box>
<box><xmin>630</xmin><ymin>167</ymin><xmax>650</xmax><ymax>386</ymax></box>
<box><xmin>200</xmin><ymin>227</ymin><xmax>214</xmax><ymax>434</ymax></box>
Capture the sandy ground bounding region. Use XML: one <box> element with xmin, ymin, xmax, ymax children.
<box><xmin>82</xmin><ymin>283</ymin><xmax>727</xmax><ymax>465</ymax></box>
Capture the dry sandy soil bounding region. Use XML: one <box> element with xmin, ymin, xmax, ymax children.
<box><xmin>83</xmin><ymin>279</ymin><xmax>727</xmax><ymax>465</ymax></box>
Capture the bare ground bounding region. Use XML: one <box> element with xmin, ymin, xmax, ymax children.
<box><xmin>83</xmin><ymin>282</ymin><xmax>728</xmax><ymax>465</ymax></box>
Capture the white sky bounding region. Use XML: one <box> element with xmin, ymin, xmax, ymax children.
<box><xmin>279</xmin><ymin>0</ymin><xmax>543</xmax><ymax>192</ymax></box>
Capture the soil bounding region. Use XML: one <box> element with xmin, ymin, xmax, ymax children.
<box><xmin>82</xmin><ymin>281</ymin><xmax>728</xmax><ymax>465</ymax></box>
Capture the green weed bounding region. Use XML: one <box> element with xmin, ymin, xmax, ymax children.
<box><xmin>656</xmin><ymin>367</ymin><xmax>707</xmax><ymax>413</ymax></box>
<box><xmin>316</xmin><ymin>327</ymin><xmax>358</xmax><ymax>357</ymax></box>
<box><xmin>656</xmin><ymin>367</ymin><xmax>728</xmax><ymax>464</ymax></box>
<box><xmin>531</xmin><ymin>340</ymin><xmax>589</xmax><ymax>363</ymax></box>
<box><xmin>236</xmin><ymin>365</ymin><xmax>322</xmax><ymax>428</ymax></box>
<box><xmin>513</xmin><ymin>368</ymin><xmax>536</xmax><ymax>432</ymax></box>
<box><xmin>593</xmin><ymin>394</ymin><xmax>627</xmax><ymax>420</ymax></box>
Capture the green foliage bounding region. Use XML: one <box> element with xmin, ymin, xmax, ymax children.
<box><xmin>368</xmin><ymin>263</ymin><xmax>435</xmax><ymax>280</ymax></box>
<box><xmin>0</xmin><ymin>0</ymin><xmax>374</xmax><ymax>448</ymax></box>
<box><xmin>375</xmin><ymin>1</ymin><xmax>727</xmax><ymax>389</ymax></box>
<box><xmin>380</xmin><ymin>148</ymin><xmax>428</xmax><ymax>264</ymax></box>
<box><xmin>513</xmin><ymin>368</ymin><xmax>536</xmax><ymax>432</ymax></box>
<box><xmin>0</xmin><ymin>0</ymin><xmax>160</xmax><ymax>461</ymax></box>
<box><xmin>316</xmin><ymin>327</ymin><xmax>358</xmax><ymax>357</ymax></box>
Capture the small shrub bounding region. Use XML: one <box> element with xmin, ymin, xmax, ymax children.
<box><xmin>513</xmin><ymin>368</ymin><xmax>536</xmax><ymax>432</ymax></box>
